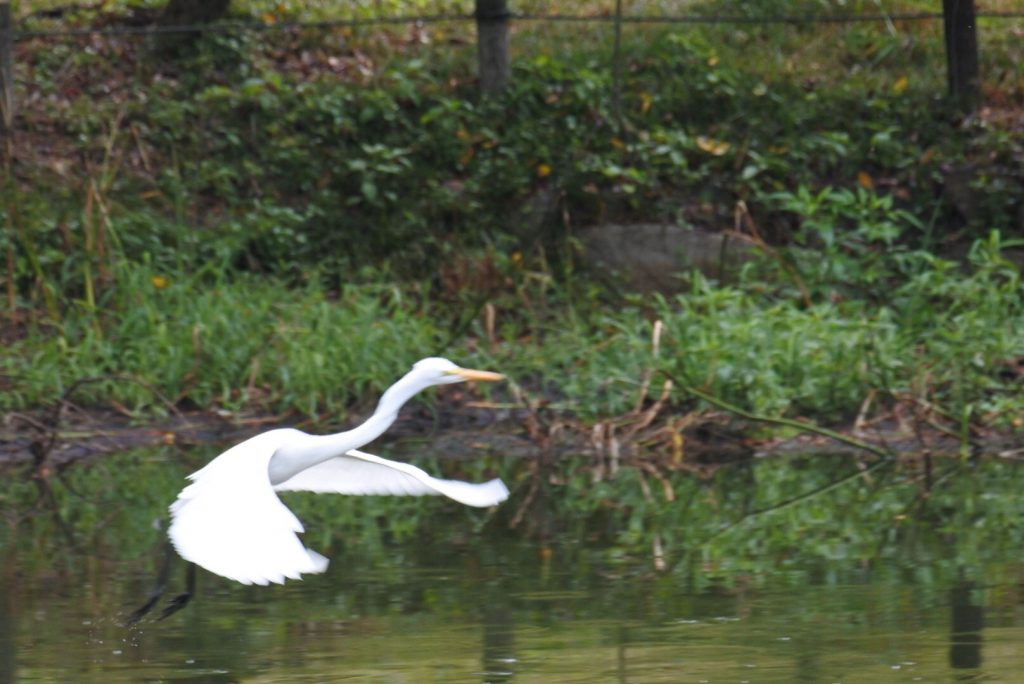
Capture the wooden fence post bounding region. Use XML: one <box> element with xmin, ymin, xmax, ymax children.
<box><xmin>0</xmin><ymin>2</ymin><xmax>14</xmax><ymax>132</ymax></box>
<box><xmin>611</xmin><ymin>0</ymin><xmax>623</xmax><ymax>132</ymax></box>
<box><xmin>0</xmin><ymin>4</ymin><xmax>12</xmax><ymax>315</ymax></box>
<box><xmin>475</xmin><ymin>0</ymin><xmax>510</xmax><ymax>96</ymax></box>
<box><xmin>942</xmin><ymin>0</ymin><xmax>980</xmax><ymax>112</ymax></box>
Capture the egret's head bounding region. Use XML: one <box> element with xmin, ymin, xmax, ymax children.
<box><xmin>411</xmin><ymin>357</ymin><xmax>505</xmax><ymax>386</ymax></box>
<box><xmin>373</xmin><ymin>358</ymin><xmax>505</xmax><ymax>418</ymax></box>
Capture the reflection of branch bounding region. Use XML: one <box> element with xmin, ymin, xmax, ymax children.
<box><xmin>650</xmin><ymin>454</ymin><xmax>895</xmax><ymax>577</ymax></box>
<box><xmin>870</xmin><ymin>464</ymin><xmax>959</xmax><ymax>560</ymax></box>
<box><xmin>16</xmin><ymin>374</ymin><xmax>191</xmax><ymax>543</ymax></box>
<box><xmin>642</xmin><ymin>368</ymin><xmax>900</xmax><ymax>575</ymax></box>
<box><xmin>699</xmin><ymin>457</ymin><xmax>893</xmax><ymax>545</ymax></box>
<box><xmin>508</xmin><ymin>462</ymin><xmax>539</xmax><ymax>530</ymax></box>
<box><xmin>660</xmin><ymin>369</ymin><xmax>894</xmax><ymax>460</ymax></box>
<box><xmin>34</xmin><ymin>471</ymin><xmax>78</xmax><ymax>549</ymax></box>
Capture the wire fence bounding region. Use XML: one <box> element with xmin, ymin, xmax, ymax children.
<box><xmin>8</xmin><ymin>7</ymin><xmax>1024</xmax><ymax>39</ymax></box>
<box><xmin>2</xmin><ymin>3</ymin><xmax>1023</xmax><ymax>123</ymax></box>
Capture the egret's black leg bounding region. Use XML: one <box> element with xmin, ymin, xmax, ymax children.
<box><xmin>124</xmin><ymin>543</ymin><xmax>175</xmax><ymax>626</ymax></box>
<box><xmin>157</xmin><ymin>561</ymin><xmax>197</xmax><ymax>621</ymax></box>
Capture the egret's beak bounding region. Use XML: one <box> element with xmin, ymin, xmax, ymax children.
<box><xmin>446</xmin><ymin>367</ymin><xmax>505</xmax><ymax>382</ymax></box>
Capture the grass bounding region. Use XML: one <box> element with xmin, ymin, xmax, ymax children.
<box><xmin>4</xmin><ymin>230</ymin><xmax>1021</xmax><ymax>436</ymax></box>
<box><xmin>2</xmin><ymin>266</ymin><xmax>448</xmax><ymax>414</ymax></box>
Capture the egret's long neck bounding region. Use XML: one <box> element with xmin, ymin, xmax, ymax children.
<box><xmin>267</xmin><ymin>372</ymin><xmax>429</xmax><ymax>485</ymax></box>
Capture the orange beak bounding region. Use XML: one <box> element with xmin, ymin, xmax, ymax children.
<box><xmin>445</xmin><ymin>367</ymin><xmax>505</xmax><ymax>382</ymax></box>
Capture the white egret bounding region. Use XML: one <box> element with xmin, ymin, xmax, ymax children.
<box><xmin>129</xmin><ymin>357</ymin><xmax>508</xmax><ymax>623</ymax></box>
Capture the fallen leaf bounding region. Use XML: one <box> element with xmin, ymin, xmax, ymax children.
<box><xmin>696</xmin><ymin>136</ymin><xmax>730</xmax><ymax>156</ymax></box>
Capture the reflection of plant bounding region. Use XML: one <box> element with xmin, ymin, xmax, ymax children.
<box><xmin>6</xmin><ymin>442</ymin><xmax>1022</xmax><ymax>596</ymax></box>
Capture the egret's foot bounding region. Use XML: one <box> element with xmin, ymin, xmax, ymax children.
<box><xmin>125</xmin><ymin>549</ymin><xmax>196</xmax><ymax>626</ymax></box>
<box><xmin>156</xmin><ymin>561</ymin><xmax>197</xmax><ymax>621</ymax></box>
<box><xmin>157</xmin><ymin>591</ymin><xmax>193</xmax><ymax>621</ymax></box>
<box><xmin>124</xmin><ymin>593</ymin><xmax>162</xmax><ymax>627</ymax></box>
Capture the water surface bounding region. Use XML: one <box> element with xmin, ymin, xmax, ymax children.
<box><xmin>3</xmin><ymin>447</ymin><xmax>1023</xmax><ymax>682</ymax></box>
<box><xmin>5</xmin><ymin>541</ymin><xmax>1022</xmax><ymax>682</ymax></box>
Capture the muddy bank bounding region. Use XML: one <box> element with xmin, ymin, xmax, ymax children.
<box><xmin>3</xmin><ymin>401</ymin><xmax>1019</xmax><ymax>476</ymax></box>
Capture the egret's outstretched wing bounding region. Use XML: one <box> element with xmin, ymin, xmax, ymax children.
<box><xmin>274</xmin><ymin>449</ymin><xmax>510</xmax><ymax>508</ymax></box>
<box><xmin>168</xmin><ymin>429</ymin><xmax>328</xmax><ymax>586</ymax></box>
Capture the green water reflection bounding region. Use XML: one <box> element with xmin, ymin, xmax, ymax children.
<box><xmin>6</xmin><ymin>544</ymin><xmax>1023</xmax><ymax>682</ymax></box>
<box><xmin>2</xmin><ymin>448</ymin><xmax>1023</xmax><ymax>682</ymax></box>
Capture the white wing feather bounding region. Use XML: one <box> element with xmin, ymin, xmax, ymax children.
<box><xmin>274</xmin><ymin>448</ymin><xmax>510</xmax><ymax>508</ymax></box>
<box><xmin>168</xmin><ymin>429</ymin><xmax>329</xmax><ymax>586</ymax></box>
<box><xmin>168</xmin><ymin>429</ymin><xmax>509</xmax><ymax>586</ymax></box>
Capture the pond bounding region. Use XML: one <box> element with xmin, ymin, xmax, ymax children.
<box><xmin>2</xmin><ymin>447</ymin><xmax>1023</xmax><ymax>682</ymax></box>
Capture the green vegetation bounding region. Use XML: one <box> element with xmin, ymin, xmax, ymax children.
<box><xmin>5</xmin><ymin>4</ymin><xmax>1022</xmax><ymax>410</ymax></box>
<box><xmin>2</xmin><ymin>2</ymin><xmax>1023</xmax><ymax>568</ymax></box>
